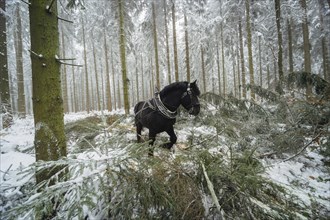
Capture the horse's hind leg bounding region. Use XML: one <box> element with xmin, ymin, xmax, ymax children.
<box><xmin>136</xmin><ymin>122</ymin><xmax>143</xmax><ymax>143</ymax></box>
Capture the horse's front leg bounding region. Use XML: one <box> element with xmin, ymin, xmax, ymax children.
<box><xmin>162</xmin><ymin>126</ymin><xmax>177</xmax><ymax>150</ymax></box>
<box><xmin>148</xmin><ymin>130</ymin><xmax>157</xmax><ymax>156</ymax></box>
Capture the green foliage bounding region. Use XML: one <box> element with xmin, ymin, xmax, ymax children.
<box><xmin>2</xmin><ymin>85</ymin><xmax>329</xmax><ymax>219</ymax></box>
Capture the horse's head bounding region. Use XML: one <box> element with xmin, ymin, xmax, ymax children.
<box><xmin>181</xmin><ymin>80</ymin><xmax>201</xmax><ymax>116</ymax></box>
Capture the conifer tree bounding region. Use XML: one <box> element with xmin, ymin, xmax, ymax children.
<box><xmin>245</xmin><ymin>0</ymin><xmax>255</xmax><ymax>100</ymax></box>
<box><xmin>172</xmin><ymin>1</ymin><xmax>179</xmax><ymax>82</ymax></box>
<box><xmin>118</xmin><ymin>0</ymin><xmax>130</xmax><ymax>114</ymax></box>
<box><xmin>15</xmin><ymin>3</ymin><xmax>25</xmax><ymax>117</ymax></box>
<box><xmin>0</xmin><ymin>0</ymin><xmax>11</xmax><ymax>128</ymax></box>
<box><xmin>29</xmin><ymin>0</ymin><xmax>67</xmax><ymax>196</ymax></box>
<box><xmin>152</xmin><ymin>1</ymin><xmax>160</xmax><ymax>88</ymax></box>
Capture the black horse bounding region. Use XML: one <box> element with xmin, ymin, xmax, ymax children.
<box><xmin>134</xmin><ymin>80</ymin><xmax>201</xmax><ymax>155</ymax></box>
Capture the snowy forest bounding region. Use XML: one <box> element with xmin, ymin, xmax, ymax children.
<box><xmin>1</xmin><ymin>0</ymin><xmax>330</xmax><ymax>219</ymax></box>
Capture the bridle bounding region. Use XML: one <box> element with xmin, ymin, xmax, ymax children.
<box><xmin>180</xmin><ymin>84</ymin><xmax>200</xmax><ymax>114</ymax></box>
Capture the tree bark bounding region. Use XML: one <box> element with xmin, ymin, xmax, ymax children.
<box><xmin>82</xmin><ymin>17</ymin><xmax>90</xmax><ymax>113</ymax></box>
<box><xmin>163</xmin><ymin>0</ymin><xmax>171</xmax><ymax>84</ymax></box>
<box><xmin>245</xmin><ymin>0</ymin><xmax>255</xmax><ymax>100</ymax></box>
<box><xmin>172</xmin><ymin>1</ymin><xmax>179</xmax><ymax>82</ymax></box>
<box><xmin>318</xmin><ymin>0</ymin><xmax>329</xmax><ymax>81</ymax></box>
<box><xmin>60</xmin><ymin>27</ymin><xmax>68</xmax><ymax>113</ymax></box>
<box><xmin>118</xmin><ymin>0</ymin><xmax>130</xmax><ymax>114</ymax></box>
<box><xmin>29</xmin><ymin>2</ymin><xmax>67</xmax><ymax>212</ymax></box>
<box><xmin>201</xmin><ymin>46</ymin><xmax>206</xmax><ymax>93</ymax></box>
<box><xmin>275</xmin><ymin>0</ymin><xmax>284</xmax><ymax>89</ymax></box>
<box><xmin>15</xmin><ymin>3</ymin><xmax>25</xmax><ymax>117</ymax></box>
<box><xmin>0</xmin><ymin>0</ymin><xmax>11</xmax><ymax>128</ymax></box>
<box><xmin>92</xmin><ymin>35</ymin><xmax>101</xmax><ymax>111</ymax></box>
<box><xmin>184</xmin><ymin>13</ymin><xmax>191</xmax><ymax>82</ymax></box>
<box><xmin>300</xmin><ymin>0</ymin><xmax>312</xmax><ymax>99</ymax></box>
<box><xmin>238</xmin><ymin>18</ymin><xmax>246</xmax><ymax>99</ymax></box>
<box><xmin>152</xmin><ymin>1</ymin><xmax>160</xmax><ymax>88</ymax></box>
<box><xmin>287</xmin><ymin>18</ymin><xmax>294</xmax><ymax>74</ymax></box>
<box><xmin>104</xmin><ymin>29</ymin><xmax>112</xmax><ymax>112</ymax></box>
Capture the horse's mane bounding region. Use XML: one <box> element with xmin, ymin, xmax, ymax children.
<box><xmin>160</xmin><ymin>81</ymin><xmax>201</xmax><ymax>96</ymax></box>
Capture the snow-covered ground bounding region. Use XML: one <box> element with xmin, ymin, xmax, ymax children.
<box><xmin>1</xmin><ymin>111</ymin><xmax>329</xmax><ymax>217</ymax></box>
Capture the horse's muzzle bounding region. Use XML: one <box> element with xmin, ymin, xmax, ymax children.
<box><xmin>189</xmin><ymin>104</ymin><xmax>200</xmax><ymax>116</ymax></box>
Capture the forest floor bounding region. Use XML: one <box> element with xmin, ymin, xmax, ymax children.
<box><xmin>0</xmin><ymin>102</ymin><xmax>329</xmax><ymax>219</ymax></box>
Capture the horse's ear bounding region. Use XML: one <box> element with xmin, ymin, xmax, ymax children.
<box><xmin>191</xmin><ymin>79</ymin><xmax>197</xmax><ymax>85</ymax></box>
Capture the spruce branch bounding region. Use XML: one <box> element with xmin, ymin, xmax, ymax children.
<box><xmin>280</xmin><ymin>132</ymin><xmax>322</xmax><ymax>163</ymax></box>
<box><xmin>201</xmin><ymin>162</ymin><xmax>226</xmax><ymax>220</ymax></box>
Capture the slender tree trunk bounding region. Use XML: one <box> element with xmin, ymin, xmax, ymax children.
<box><xmin>258</xmin><ymin>36</ymin><xmax>263</xmax><ymax>89</ymax></box>
<box><xmin>135</xmin><ymin>57</ymin><xmax>139</xmax><ymax>102</ymax></box>
<box><xmin>275</xmin><ymin>0</ymin><xmax>284</xmax><ymax>89</ymax></box>
<box><xmin>184</xmin><ymin>13</ymin><xmax>191</xmax><ymax>82</ymax></box>
<box><xmin>15</xmin><ymin>3</ymin><xmax>25</xmax><ymax>117</ymax></box>
<box><xmin>118</xmin><ymin>0</ymin><xmax>130</xmax><ymax>114</ymax></box>
<box><xmin>110</xmin><ymin>44</ymin><xmax>116</xmax><ymax>110</ymax></box>
<box><xmin>152</xmin><ymin>2</ymin><xmax>160</xmax><ymax>88</ymax></box>
<box><xmin>82</xmin><ymin>17</ymin><xmax>90</xmax><ymax>113</ymax></box>
<box><xmin>236</xmin><ymin>39</ymin><xmax>241</xmax><ymax>99</ymax></box>
<box><xmin>318</xmin><ymin>0</ymin><xmax>329</xmax><ymax>81</ymax></box>
<box><xmin>60</xmin><ymin>27</ymin><xmax>69</xmax><ymax>113</ymax></box>
<box><xmin>92</xmin><ymin>37</ymin><xmax>101</xmax><ymax>111</ymax></box>
<box><xmin>238</xmin><ymin>19</ymin><xmax>246</xmax><ymax>99</ymax></box>
<box><xmin>216</xmin><ymin>42</ymin><xmax>221</xmax><ymax>94</ymax></box>
<box><xmin>104</xmin><ymin>29</ymin><xmax>112</xmax><ymax>112</ymax></box>
<box><xmin>231</xmin><ymin>40</ymin><xmax>237</xmax><ymax>97</ymax></box>
<box><xmin>245</xmin><ymin>0</ymin><xmax>255</xmax><ymax>100</ymax></box>
<box><xmin>141</xmin><ymin>55</ymin><xmax>145</xmax><ymax>100</ymax></box>
<box><xmin>201</xmin><ymin>45</ymin><xmax>206</xmax><ymax>93</ymax></box>
<box><xmin>172</xmin><ymin>1</ymin><xmax>179</xmax><ymax>82</ymax></box>
<box><xmin>29</xmin><ymin>0</ymin><xmax>67</xmax><ymax>198</ymax></box>
<box><xmin>163</xmin><ymin>0</ymin><xmax>171</xmax><ymax>84</ymax></box>
<box><xmin>300</xmin><ymin>0</ymin><xmax>312</xmax><ymax>99</ymax></box>
<box><xmin>287</xmin><ymin>18</ymin><xmax>294</xmax><ymax>74</ymax></box>
<box><xmin>0</xmin><ymin>0</ymin><xmax>11</xmax><ymax>129</ymax></box>
<box><xmin>220</xmin><ymin>1</ymin><xmax>226</xmax><ymax>95</ymax></box>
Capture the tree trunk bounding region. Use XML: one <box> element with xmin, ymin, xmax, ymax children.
<box><xmin>300</xmin><ymin>0</ymin><xmax>312</xmax><ymax>99</ymax></box>
<box><xmin>152</xmin><ymin>1</ymin><xmax>160</xmax><ymax>88</ymax></box>
<box><xmin>172</xmin><ymin>1</ymin><xmax>179</xmax><ymax>82</ymax></box>
<box><xmin>118</xmin><ymin>0</ymin><xmax>130</xmax><ymax>114</ymax></box>
<box><xmin>220</xmin><ymin>1</ymin><xmax>226</xmax><ymax>95</ymax></box>
<box><xmin>318</xmin><ymin>0</ymin><xmax>329</xmax><ymax>81</ymax></box>
<box><xmin>275</xmin><ymin>0</ymin><xmax>284</xmax><ymax>89</ymax></box>
<box><xmin>238</xmin><ymin>18</ymin><xmax>246</xmax><ymax>99</ymax></box>
<box><xmin>82</xmin><ymin>17</ymin><xmax>90</xmax><ymax>113</ymax></box>
<box><xmin>0</xmin><ymin>0</ymin><xmax>11</xmax><ymax>129</ymax></box>
<box><xmin>60</xmin><ymin>27</ymin><xmax>68</xmax><ymax>113</ymax></box>
<box><xmin>258</xmin><ymin>36</ymin><xmax>263</xmax><ymax>89</ymax></box>
<box><xmin>15</xmin><ymin>3</ymin><xmax>25</xmax><ymax>117</ymax></box>
<box><xmin>245</xmin><ymin>0</ymin><xmax>255</xmax><ymax>100</ymax></box>
<box><xmin>29</xmin><ymin>4</ymin><xmax>67</xmax><ymax>219</ymax></box>
<box><xmin>92</xmin><ymin>36</ymin><xmax>101</xmax><ymax>111</ymax></box>
<box><xmin>163</xmin><ymin>0</ymin><xmax>171</xmax><ymax>84</ymax></box>
<box><xmin>135</xmin><ymin>57</ymin><xmax>139</xmax><ymax>102</ymax></box>
<box><xmin>201</xmin><ymin>46</ymin><xmax>206</xmax><ymax>93</ymax></box>
<box><xmin>287</xmin><ymin>18</ymin><xmax>294</xmax><ymax>74</ymax></box>
<box><xmin>104</xmin><ymin>29</ymin><xmax>112</xmax><ymax>112</ymax></box>
<box><xmin>184</xmin><ymin>13</ymin><xmax>191</xmax><ymax>82</ymax></box>
<box><xmin>216</xmin><ymin>42</ymin><xmax>221</xmax><ymax>94</ymax></box>
<box><xmin>110</xmin><ymin>43</ymin><xmax>117</xmax><ymax>110</ymax></box>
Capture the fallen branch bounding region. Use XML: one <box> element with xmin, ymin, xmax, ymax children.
<box><xmin>201</xmin><ymin>162</ymin><xmax>226</xmax><ymax>220</ymax></box>
<box><xmin>280</xmin><ymin>132</ymin><xmax>322</xmax><ymax>163</ymax></box>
